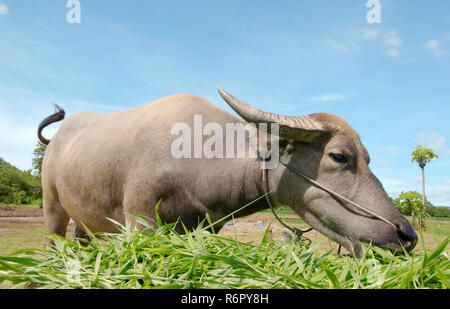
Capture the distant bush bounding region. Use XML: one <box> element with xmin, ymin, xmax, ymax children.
<box><xmin>393</xmin><ymin>191</ymin><xmax>450</xmax><ymax>219</ymax></box>
<box><xmin>0</xmin><ymin>158</ymin><xmax>42</xmax><ymax>205</ymax></box>
<box><xmin>426</xmin><ymin>205</ymin><xmax>450</xmax><ymax>218</ymax></box>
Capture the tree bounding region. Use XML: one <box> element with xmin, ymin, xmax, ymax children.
<box><xmin>411</xmin><ymin>145</ymin><xmax>439</xmax><ymax>229</ymax></box>
<box><xmin>394</xmin><ymin>191</ymin><xmax>429</xmax><ymax>230</ymax></box>
<box><xmin>0</xmin><ymin>158</ymin><xmax>42</xmax><ymax>205</ymax></box>
<box><xmin>32</xmin><ymin>141</ymin><xmax>47</xmax><ymax>177</ymax></box>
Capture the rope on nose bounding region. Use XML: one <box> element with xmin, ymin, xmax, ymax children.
<box><xmin>261</xmin><ymin>160</ymin><xmax>313</xmax><ymax>246</ymax></box>
<box><xmin>278</xmin><ymin>158</ymin><xmax>398</xmax><ymax>230</ymax></box>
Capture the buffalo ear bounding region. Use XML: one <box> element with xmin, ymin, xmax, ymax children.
<box><xmin>217</xmin><ymin>87</ymin><xmax>328</xmax><ymax>142</ymax></box>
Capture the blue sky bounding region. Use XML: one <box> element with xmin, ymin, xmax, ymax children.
<box><xmin>0</xmin><ymin>1</ymin><xmax>449</xmax><ymax>205</ymax></box>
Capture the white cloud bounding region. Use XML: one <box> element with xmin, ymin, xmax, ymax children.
<box><xmin>428</xmin><ymin>184</ymin><xmax>450</xmax><ymax>206</ymax></box>
<box><xmin>353</xmin><ymin>28</ymin><xmax>381</xmax><ymax>40</ymax></box>
<box><xmin>380</xmin><ymin>176</ymin><xmax>424</xmax><ymax>197</ymax></box>
<box><xmin>384</xmin><ymin>31</ymin><xmax>402</xmax><ymax>48</ymax></box>
<box><xmin>385</xmin><ymin>145</ymin><xmax>398</xmax><ymax>152</ymax></box>
<box><xmin>341</xmin><ymin>28</ymin><xmax>405</xmax><ymax>61</ymax></box>
<box><xmin>0</xmin><ymin>2</ymin><xmax>9</xmax><ymax>16</ymax></box>
<box><xmin>424</xmin><ymin>38</ymin><xmax>448</xmax><ymax>57</ymax></box>
<box><xmin>417</xmin><ymin>131</ymin><xmax>450</xmax><ymax>156</ymax></box>
<box><xmin>385</xmin><ymin>48</ymin><xmax>400</xmax><ymax>60</ymax></box>
<box><xmin>327</xmin><ymin>38</ymin><xmax>359</xmax><ymax>53</ymax></box>
<box><xmin>380</xmin><ymin>176</ymin><xmax>450</xmax><ymax>206</ymax></box>
<box><xmin>384</xmin><ymin>30</ymin><xmax>402</xmax><ymax>60</ymax></box>
<box><xmin>411</xmin><ymin>176</ymin><xmax>427</xmax><ymax>186</ymax></box>
<box><xmin>307</xmin><ymin>93</ymin><xmax>351</xmax><ymax>102</ymax></box>
<box><xmin>382</xmin><ymin>160</ymin><xmax>393</xmax><ymax>168</ymax></box>
<box><xmin>431</xmin><ymin>160</ymin><xmax>450</xmax><ymax>169</ymax></box>
<box><xmin>281</xmin><ymin>93</ymin><xmax>353</xmax><ymax>111</ymax></box>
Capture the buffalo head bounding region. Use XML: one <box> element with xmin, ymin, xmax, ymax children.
<box><xmin>218</xmin><ymin>88</ymin><xmax>417</xmax><ymax>257</ymax></box>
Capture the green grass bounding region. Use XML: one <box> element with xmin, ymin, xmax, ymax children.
<box><xmin>425</xmin><ymin>219</ymin><xmax>450</xmax><ymax>236</ymax></box>
<box><xmin>0</xmin><ymin>217</ymin><xmax>448</xmax><ymax>289</ymax></box>
<box><xmin>0</xmin><ymin>229</ymin><xmax>43</xmax><ymax>255</ymax></box>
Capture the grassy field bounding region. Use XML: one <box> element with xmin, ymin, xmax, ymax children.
<box><xmin>0</xmin><ymin>205</ymin><xmax>448</xmax><ymax>289</ymax></box>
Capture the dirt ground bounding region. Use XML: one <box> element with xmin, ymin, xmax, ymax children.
<box><xmin>218</xmin><ymin>213</ymin><xmax>347</xmax><ymax>254</ymax></box>
<box><xmin>0</xmin><ymin>204</ymin><xmax>43</xmax><ymax>217</ymax></box>
<box><xmin>0</xmin><ymin>204</ymin><xmax>74</xmax><ymax>255</ymax></box>
<box><xmin>0</xmin><ymin>205</ymin><xmax>344</xmax><ymax>255</ymax></box>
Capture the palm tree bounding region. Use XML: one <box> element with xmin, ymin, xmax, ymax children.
<box><xmin>411</xmin><ymin>145</ymin><xmax>439</xmax><ymax>229</ymax></box>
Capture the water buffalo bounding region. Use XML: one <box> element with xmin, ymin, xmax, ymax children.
<box><xmin>37</xmin><ymin>88</ymin><xmax>417</xmax><ymax>257</ymax></box>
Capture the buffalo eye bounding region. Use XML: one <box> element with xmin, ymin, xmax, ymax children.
<box><xmin>330</xmin><ymin>153</ymin><xmax>348</xmax><ymax>164</ymax></box>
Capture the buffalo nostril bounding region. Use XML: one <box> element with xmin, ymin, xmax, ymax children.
<box><xmin>396</xmin><ymin>222</ymin><xmax>418</xmax><ymax>251</ymax></box>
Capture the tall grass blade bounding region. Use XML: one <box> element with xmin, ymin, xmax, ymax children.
<box><xmin>260</xmin><ymin>223</ymin><xmax>272</xmax><ymax>245</ymax></box>
<box><xmin>154</xmin><ymin>198</ymin><xmax>164</xmax><ymax>227</ymax></box>
<box><xmin>425</xmin><ymin>237</ymin><xmax>449</xmax><ymax>266</ymax></box>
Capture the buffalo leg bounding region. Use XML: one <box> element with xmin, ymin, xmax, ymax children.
<box><xmin>43</xmin><ymin>191</ymin><xmax>70</xmax><ymax>245</ymax></box>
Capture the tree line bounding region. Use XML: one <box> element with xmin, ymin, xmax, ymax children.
<box><xmin>0</xmin><ymin>142</ymin><xmax>46</xmax><ymax>205</ymax></box>
<box><xmin>0</xmin><ymin>157</ymin><xmax>42</xmax><ymax>205</ymax></box>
